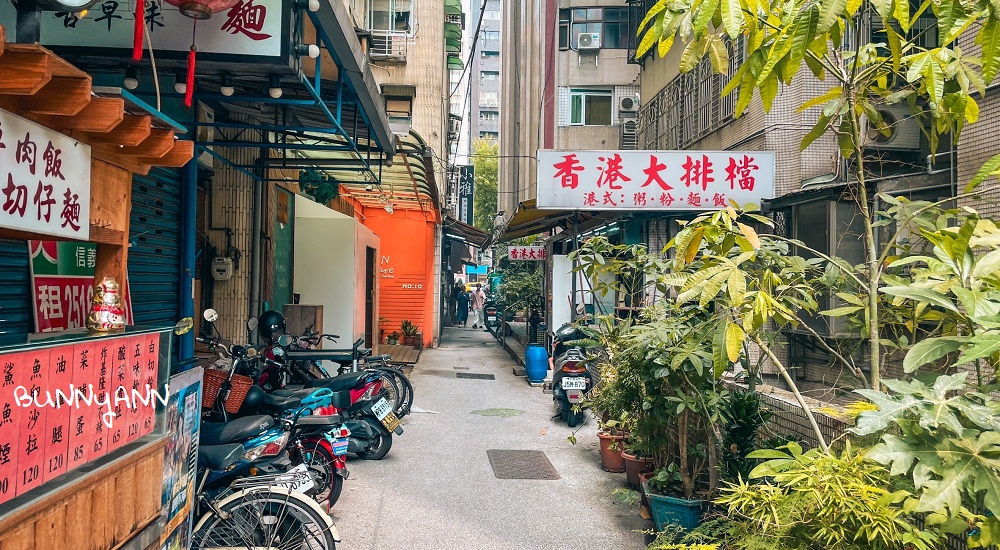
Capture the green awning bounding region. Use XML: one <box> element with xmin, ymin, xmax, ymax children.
<box><xmin>445</xmin><ymin>0</ymin><xmax>462</xmax><ymax>15</ymax></box>
<box><xmin>444</xmin><ymin>22</ymin><xmax>462</xmax><ymax>39</ymax></box>
<box><xmin>447</xmin><ymin>55</ymin><xmax>464</xmax><ymax>70</ymax></box>
<box><xmin>446</xmin><ymin>38</ymin><xmax>461</xmax><ymax>52</ymax></box>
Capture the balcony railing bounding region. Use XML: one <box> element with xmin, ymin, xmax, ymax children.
<box><xmin>479</xmin><ymin>98</ymin><xmax>500</xmax><ymax>107</ymax></box>
<box><xmin>369</xmin><ymin>30</ymin><xmax>408</xmax><ymax>63</ymax></box>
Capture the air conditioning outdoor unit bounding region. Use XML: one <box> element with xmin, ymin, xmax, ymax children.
<box><xmin>864</xmin><ymin>104</ymin><xmax>920</xmax><ymax>151</ymax></box>
<box><xmin>620</xmin><ymin>119</ymin><xmax>638</xmax><ymax>150</ymax></box>
<box><xmin>577</xmin><ymin>32</ymin><xmax>601</xmax><ymax>50</ymax></box>
<box><xmin>619</xmin><ymin>95</ymin><xmax>639</xmax><ymax>113</ymax></box>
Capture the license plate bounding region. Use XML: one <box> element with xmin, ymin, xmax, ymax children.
<box><xmin>331</xmin><ymin>438</ymin><xmax>349</xmax><ymax>456</ymax></box>
<box><xmin>380</xmin><ymin>411</ymin><xmax>401</xmax><ymax>433</ymax></box>
<box><xmin>562</xmin><ymin>377</ymin><xmax>587</xmax><ymax>390</ymax></box>
<box><xmin>274</xmin><ymin>463</ymin><xmax>315</xmax><ymax>493</ymax></box>
<box><xmin>372</xmin><ymin>397</ymin><xmax>393</xmax><ymax>421</ymax></box>
<box><xmin>487</xmin><ymin>315</ymin><xmax>496</xmax><ymax>321</ymax></box>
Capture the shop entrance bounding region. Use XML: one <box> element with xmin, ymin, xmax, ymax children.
<box><xmin>365</xmin><ymin>246</ymin><xmax>376</xmax><ymax>347</ymax></box>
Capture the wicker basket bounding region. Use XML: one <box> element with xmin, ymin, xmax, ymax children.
<box><xmin>202</xmin><ymin>368</ymin><xmax>254</xmax><ymax>413</ymax></box>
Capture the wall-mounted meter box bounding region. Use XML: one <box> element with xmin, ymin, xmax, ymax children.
<box><xmin>212</xmin><ymin>257</ymin><xmax>234</xmax><ymax>280</ymax></box>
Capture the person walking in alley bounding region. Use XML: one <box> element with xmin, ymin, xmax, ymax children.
<box><xmin>456</xmin><ymin>283</ymin><xmax>470</xmax><ymax>327</ymax></box>
<box><xmin>470</xmin><ymin>283</ymin><xmax>487</xmax><ymax>329</ymax></box>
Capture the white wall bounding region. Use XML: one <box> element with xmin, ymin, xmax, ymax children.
<box><xmin>293</xmin><ymin>196</ymin><xmax>358</xmax><ymax>345</ymax></box>
<box><xmin>551</xmin><ymin>254</ymin><xmax>573</xmax><ymax>330</ymax></box>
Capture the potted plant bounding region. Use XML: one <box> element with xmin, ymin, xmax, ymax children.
<box><xmin>643</xmin><ymin>465</ymin><xmax>703</xmax><ymax>532</ymax></box>
<box><xmin>387</xmin><ymin>331</ymin><xmax>400</xmax><ymax>345</ymax></box>
<box><xmin>622</xmin><ymin>443</ymin><xmax>654</xmax><ymax>490</ymax></box>
<box><xmin>597</xmin><ymin>420</ymin><xmax>626</xmax><ymax>473</ymax></box>
<box><xmin>401</xmin><ymin>320</ymin><xmax>418</xmax><ymax>345</ymax></box>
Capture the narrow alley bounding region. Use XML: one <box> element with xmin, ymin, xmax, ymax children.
<box><xmin>333</xmin><ymin>327</ymin><xmax>648</xmax><ymax>550</ymax></box>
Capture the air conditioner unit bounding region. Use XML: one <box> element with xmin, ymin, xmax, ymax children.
<box><xmin>620</xmin><ymin>119</ymin><xmax>638</xmax><ymax>150</ymax></box>
<box><xmin>865</xmin><ymin>105</ymin><xmax>921</xmax><ymax>151</ymax></box>
<box><xmin>577</xmin><ymin>32</ymin><xmax>601</xmax><ymax>50</ymax></box>
<box><xmin>619</xmin><ymin>95</ymin><xmax>639</xmax><ymax>112</ymax></box>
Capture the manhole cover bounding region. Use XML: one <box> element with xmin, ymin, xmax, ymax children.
<box><xmin>453</xmin><ymin>366</ymin><xmax>470</xmax><ymax>370</ymax></box>
<box><xmin>486</xmin><ymin>450</ymin><xmax>560</xmax><ymax>480</ymax></box>
<box><xmin>456</xmin><ymin>373</ymin><xmax>495</xmax><ymax>380</ymax></box>
<box><xmin>471</xmin><ymin>408</ymin><xmax>525</xmax><ymax>417</ymax></box>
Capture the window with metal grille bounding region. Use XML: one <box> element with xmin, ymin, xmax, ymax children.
<box><xmin>558</xmin><ymin>7</ymin><xmax>629</xmax><ymax>49</ymax></box>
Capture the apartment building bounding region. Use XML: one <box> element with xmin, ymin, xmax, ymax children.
<box><xmin>499</xmin><ymin>0</ymin><xmax>640</xmax><ymax>216</ymax></box>
<box><xmin>469</xmin><ymin>0</ymin><xmax>503</xmax><ymax>143</ymax></box>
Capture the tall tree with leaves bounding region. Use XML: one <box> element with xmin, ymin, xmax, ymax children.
<box><xmin>636</xmin><ymin>0</ymin><xmax>1000</xmax><ymax>390</ymax></box>
<box><xmin>471</xmin><ymin>139</ymin><xmax>499</xmax><ymax>232</ymax></box>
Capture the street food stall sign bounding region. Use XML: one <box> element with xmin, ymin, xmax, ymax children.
<box><xmin>535</xmin><ymin>150</ymin><xmax>775</xmax><ymax>210</ymax></box>
<box><xmin>507</xmin><ymin>245</ymin><xmax>546</xmax><ymax>261</ymax></box>
<box><xmin>0</xmin><ymin>110</ymin><xmax>91</xmax><ymax>240</ymax></box>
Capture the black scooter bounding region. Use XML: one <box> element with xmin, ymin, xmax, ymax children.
<box><xmin>550</xmin><ymin>323</ymin><xmax>595</xmax><ymax>427</ymax></box>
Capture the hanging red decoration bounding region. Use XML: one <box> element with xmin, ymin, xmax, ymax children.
<box><xmin>132</xmin><ymin>0</ymin><xmax>145</xmax><ymax>61</ymax></box>
<box><xmin>185</xmin><ymin>47</ymin><xmax>196</xmax><ymax>107</ymax></box>
<box><xmin>163</xmin><ymin>0</ymin><xmax>240</xmax><ymax>19</ymax></box>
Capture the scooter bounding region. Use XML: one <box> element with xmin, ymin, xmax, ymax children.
<box><xmin>550</xmin><ymin>323</ymin><xmax>595</xmax><ymax>427</ymax></box>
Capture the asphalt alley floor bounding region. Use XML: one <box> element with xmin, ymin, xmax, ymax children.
<box><xmin>331</xmin><ymin>326</ymin><xmax>648</xmax><ymax>550</ymax></box>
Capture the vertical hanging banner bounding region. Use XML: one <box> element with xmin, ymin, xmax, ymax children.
<box><xmin>0</xmin><ymin>110</ymin><xmax>91</xmax><ymax>239</ymax></box>
<box><xmin>535</xmin><ymin>150</ymin><xmax>775</xmax><ymax>210</ymax></box>
<box><xmin>29</xmin><ymin>240</ymin><xmax>97</xmax><ymax>333</ymax></box>
<box><xmin>458</xmin><ymin>165</ymin><xmax>474</xmax><ymax>224</ymax></box>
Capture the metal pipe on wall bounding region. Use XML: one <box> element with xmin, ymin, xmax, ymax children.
<box><xmin>179</xmin><ymin>148</ymin><xmax>198</xmax><ymax>367</ymax></box>
<box><xmin>248</xmin><ymin>153</ymin><xmax>265</xmax><ymax>339</ymax></box>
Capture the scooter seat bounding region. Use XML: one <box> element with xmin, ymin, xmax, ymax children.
<box><xmin>201</xmin><ymin>415</ymin><xmax>275</xmax><ymax>445</ymax></box>
<box><xmin>261</xmin><ymin>392</ymin><xmax>301</xmax><ymax>412</ymax></box>
<box><xmin>304</xmin><ymin>372</ymin><xmax>366</xmax><ymax>392</ymax></box>
<box><xmin>198</xmin><ymin>443</ymin><xmax>244</xmax><ymax>471</ymax></box>
<box><xmin>285</xmin><ymin>350</ymin><xmax>357</xmax><ymax>365</ymax></box>
<box><xmin>271</xmin><ymin>388</ymin><xmax>315</xmax><ymax>398</ymax></box>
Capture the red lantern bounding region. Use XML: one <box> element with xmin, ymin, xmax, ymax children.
<box><xmin>164</xmin><ymin>0</ymin><xmax>240</xmax><ymax>19</ymax></box>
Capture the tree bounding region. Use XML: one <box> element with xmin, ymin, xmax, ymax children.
<box><xmin>471</xmin><ymin>138</ymin><xmax>498</xmax><ymax>232</ymax></box>
<box><xmin>636</xmin><ymin>0</ymin><xmax>1000</xmax><ymax>391</ymax></box>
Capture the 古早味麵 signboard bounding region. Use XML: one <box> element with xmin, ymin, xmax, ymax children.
<box><xmin>535</xmin><ymin>150</ymin><xmax>775</xmax><ymax>210</ymax></box>
<box><xmin>0</xmin><ymin>110</ymin><xmax>91</xmax><ymax>240</ymax></box>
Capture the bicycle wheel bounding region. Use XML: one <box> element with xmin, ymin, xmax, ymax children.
<box><xmin>292</xmin><ymin>441</ymin><xmax>343</xmax><ymax>508</ymax></box>
<box><xmin>376</xmin><ymin>366</ymin><xmax>413</xmax><ymax>418</ymax></box>
<box><xmin>192</xmin><ymin>487</ymin><xmax>338</xmax><ymax>550</ymax></box>
<box><xmin>372</xmin><ymin>369</ymin><xmax>403</xmax><ymax>414</ymax></box>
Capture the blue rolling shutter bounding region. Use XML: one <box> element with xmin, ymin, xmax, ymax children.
<box><xmin>0</xmin><ymin>239</ymin><xmax>32</xmax><ymax>336</ymax></box>
<box><xmin>129</xmin><ymin>167</ymin><xmax>183</xmax><ymax>326</ymax></box>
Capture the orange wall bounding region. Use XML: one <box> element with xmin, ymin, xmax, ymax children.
<box><xmin>362</xmin><ymin>208</ymin><xmax>436</xmax><ymax>346</ymax></box>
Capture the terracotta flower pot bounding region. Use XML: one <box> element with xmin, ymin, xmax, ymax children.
<box><xmin>623</xmin><ymin>451</ymin><xmax>653</xmax><ymax>489</ymax></box>
<box><xmin>597</xmin><ymin>431</ymin><xmax>626</xmax><ymax>472</ymax></box>
<box><xmin>403</xmin><ymin>336</ymin><xmax>416</xmax><ymax>345</ymax></box>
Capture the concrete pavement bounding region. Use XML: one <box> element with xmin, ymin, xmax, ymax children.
<box><xmin>331</xmin><ymin>326</ymin><xmax>648</xmax><ymax>550</ymax></box>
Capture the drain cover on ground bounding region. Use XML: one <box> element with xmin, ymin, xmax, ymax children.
<box><xmin>486</xmin><ymin>450</ymin><xmax>560</xmax><ymax>480</ymax></box>
<box><xmin>456</xmin><ymin>373</ymin><xmax>495</xmax><ymax>380</ymax></box>
<box><xmin>471</xmin><ymin>408</ymin><xmax>525</xmax><ymax>417</ymax></box>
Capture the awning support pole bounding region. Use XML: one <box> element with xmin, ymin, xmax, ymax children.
<box><xmin>571</xmin><ymin>209</ymin><xmax>579</xmax><ymax>322</ymax></box>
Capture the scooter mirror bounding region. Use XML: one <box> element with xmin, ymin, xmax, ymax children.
<box><xmin>203</xmin><ymin>309</ymin><xmax>219</xmax><ymax>323</ymax></box>
<box><xmin>246</xmin><ymin>347</ymin><xmax>258</xmax><ymax>357</ymax></box>
<box><xmin>277</xmin><ymin>334</ymin><xmax>294</xmax><ymax>347</ymax></box>
<box><xmin>173</xmin><ymin>317</ymin><xmax>194</xmax><ymax>335</ymax></box>
<box><xmin>247</xmin><ymin>317</ymin><xmax>258</xmax><ymax>332</ymax></box>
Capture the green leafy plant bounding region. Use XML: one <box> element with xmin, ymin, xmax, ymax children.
<box><xmin>718</xmin><ymin>443</ymin><xmax>940</xmax><ymax>550</ymax></box>
<box><xmin>400</xmin><ymin>320</ymin><xmax>418</xmax><ymax>337</ymax></box>
<box><xmin>720</xmin><ymin>389</ymin><xmax>771</xmax><ymax>483</ymax></box>
<box><xmin>299</xmin><ymin>169</ymin><xmax>340</xmax><ymax>205</ymax></box>
<box><xmin>389</xmin><ymin>331</ymin><xmax>400</xmax><ymax>340</ymax></box>
<box><xmin>852</xmin><ymin>372</ymin><xmax>1000</xmax><ymax>546</ymax></box>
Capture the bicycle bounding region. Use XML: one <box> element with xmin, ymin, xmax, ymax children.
<box><xmin>191</xmin><ymin>452</ymin><xmax>339</xmax><ymax>549</ymax></box>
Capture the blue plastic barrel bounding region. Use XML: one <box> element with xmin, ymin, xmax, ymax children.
<box><xmin>524</xmin><ymin>344</ymin><xmax>549</xmax><ymax>383</ymax></box>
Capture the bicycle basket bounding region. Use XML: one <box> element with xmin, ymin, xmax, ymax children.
<box><xmin>202</xmin><ymin>368</ymin><xmax>254</xmax><ymax>413</ymax></box>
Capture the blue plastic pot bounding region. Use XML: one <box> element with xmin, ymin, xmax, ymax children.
<box><xmin>524</xmin><ymin>343</ymin><xmax>548</xmax><ymax>383</ymax></box>
<box><xmin>642</xmin><ymin>481</ymin><xmax>703</xmax><ymax>531</ymax></box>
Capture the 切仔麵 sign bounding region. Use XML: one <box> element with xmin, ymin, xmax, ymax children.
<box><xmin>535</xmin><ymin>150</ymin><xmax>775</xmax><ymax>210</ymax></box>
<box><xmin>507</xmin><ymin>245</ymin><xmax>546</xmax><ymax>261</ymax></box>
<box><xmin>0</xmin><ymin>110</ymin><xmax>91</xmax><ymax>240</ymax></box>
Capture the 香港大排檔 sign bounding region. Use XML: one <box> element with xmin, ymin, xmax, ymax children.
<box><xmin>507</xmin><ymin>246</ymin><xmax>546</xmax><ymax>261</ymax></box>
<box><xmin>535</xmin><ymin>150</ymin><xmax>775</xmax><ymax>210</ymax></box>
<box><xmin>0</xmin><ymin>110</ymin><xmax>91</xmax><ymax>240</ymax></box>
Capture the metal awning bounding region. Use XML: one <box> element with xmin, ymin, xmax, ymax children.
<box><xmin>443</xmin><ymin>217</ymin><xmax>489</xmax><ymax>247</ymax></box>
<box><xmin>447</xmin><ymin>55</ymin><xmax>464</xmax><ymax>70</ymax></box>
<box><xmin>445</xmin><ymin>0</ymin><xmax>463</xmax><ymax>15</ymax></box>
<box><xmin>496</xmin><ymin>199</ymin><xmax>603</xmax><ymax>243</ymax></box>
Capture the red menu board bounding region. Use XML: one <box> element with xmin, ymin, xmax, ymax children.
<box><xmin>0</xmin><ymin>332</ymin><xmax>162</xmax><ymax>503</ymax></box>
<box><xmin>0</xmin><ymin>352</ymin><xmax>25</xmax><ymax>505</ymax></box>
<box><xmin>16</xmin><ymin>349</ymin><xmax>51</xmax><ymax>496</ymax></box>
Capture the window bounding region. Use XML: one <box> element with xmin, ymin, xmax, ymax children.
<box><xmin>558</xmin><ymin>7</ymin><xmax>629</xmax><ymax>49</ymax></box>
<box><xmin>482</xmin><ymin>30</ymin><xmax>500</xmax><ymax>40</ymax></box>
<box><xmin>480</xmin><ymin>71</ymin><xmax>499</xmax><ymax>81</ymax></box>
<box><xmin>480</xmin><ymin>110</ymin><xmax>499</xmax><ymax>120</ymax></box>
<box><xmin>480</xmin><ymin>91</ymin><xmax>500</xmax><ymax>107</ymax></box>
<box><xmin>480</xmin><ymin>131</ymin><xmax>499</xmax><ymax>140</ymax></box>
<box><xmin>369</xmin><ymin>0</ymin><xmax>414</xmax><ymax>33</ymax></box>
<box><xmin>482</xmin><ymin>50</ymin><xmax>500</xmax><ymax>58</ymax></box>
<box><xmin>484</xmin><ymin>10</ymin><xmax>500</xmax><ymax>19</ymax></box>
<box><xmin>570</xmin><ymin>89</ymin><xmax>612</xmax><ymax>126</ymax></box>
